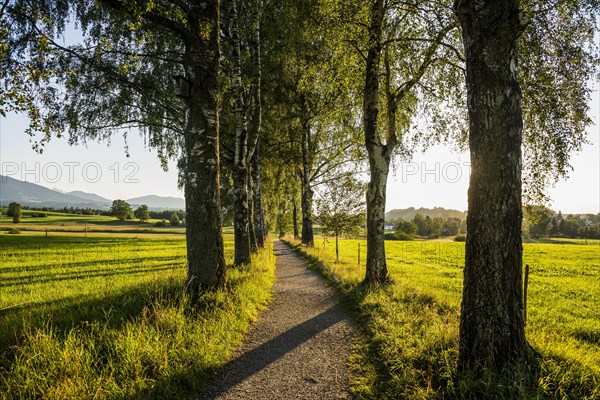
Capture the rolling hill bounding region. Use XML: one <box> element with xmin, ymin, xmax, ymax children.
<box><xmin>0</xmin><ymin>175</ymin><xmax>106</xmax><ymax>208</ymax></box>
<box><xmin>126</xmin><ymin>195</ymin><xmax>185</xmax><ymax>209</ymax></box>
<box><xmin>68</xmin><ymin>190</ymin><xmax>112</xmax><ymax>204</ymax></box>
<box><xmin>385</xmin><ymin>207</ymin><xmax>467</xmax><ymax>222</ymax></box>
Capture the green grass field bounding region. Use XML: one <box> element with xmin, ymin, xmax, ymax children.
<box><xmin>287</xmin><ymin>236</ymin><xmax>600</xmax><ymax>399</ymax></box>
<box><xmin>0</xmin><ymin>209</ymin><xmax>188</xmax><ymax>235</ymax></box>
<box><xmin>0</xmin><ymin>231</ymin><xmax>275</xmax><ymax>399</ymax></box>
<box><xmin>2</xmin><ymin>209</ymin><xmax>598</xmax><ymax>398</ymax></box>
<box><xmin>0</xmin><ymin>209</ymin><xmax>236</xmax><ymax>236</ymax></box>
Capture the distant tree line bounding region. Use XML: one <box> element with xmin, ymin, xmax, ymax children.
<box><xmin>524</xmin><ymin>206</ymin><xmax>599</xmax><ymax>239</ymax></box>
<box><xmin>389</xmin><ymin>214</ymin><xmax>467</xmax><ymax>240</ymax></box>
<box><xmin>148</xmin><ymin>209</ymin><xmax>185</xmax><ymax>221</ymax></box>
<box><xmin>1</xmin><ymin>203</ymin><xmax>187</xmax><ymax>225</ymax></box>
<box><xmin>386</xmin><ymin>208</ymin><xmax>599</xmax><ymax>240</ymax></box>
<box><xmin>0</xmin><ymin>204</ymin><xmax>107</xmax><ymax>215</ymax></box>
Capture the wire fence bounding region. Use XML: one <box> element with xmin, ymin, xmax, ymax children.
<box><xmin>282</xmin><ymin>235</ymin><xmax>600</xmax><ymax>322</ymax></box>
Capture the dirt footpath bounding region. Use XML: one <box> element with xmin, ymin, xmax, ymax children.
<box><xmin>199</xmin><ymin>240</ymin><xmax>356</xmax><ymax>399</ymax></box>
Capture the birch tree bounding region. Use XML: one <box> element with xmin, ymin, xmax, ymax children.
<box><xmin>2</xmin><ymin>0</ymin><xmax>226</xmax><ymax>295</ymax></box>
<box><xmin>454</xmin><ymin>0</ymin><xmax>599</xmax><ymax>370</ymax></box>
<box><xmin>227</xmin><ymin>0</ymin><xmax>253</xmax><ymax>265</ymax></box>
<box><xmin>357</xmin><ymin>0</ymin><xmax>460</xmax><ymax>284</ymax></box>
<box><xmin>454</xmin><ymin>0</ymin><xmax>528</xmax><ymax>370</ymax></box>
<box><xmin>222</xmin><ymin>0</ymin><xmax>263</xmax><ymax>263</ymax></box>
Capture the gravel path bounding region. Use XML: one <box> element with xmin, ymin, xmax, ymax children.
<box><xmin>199</xmin><ymin>240</ymin><xmax>356</xmax><ymax>400</ymax></box>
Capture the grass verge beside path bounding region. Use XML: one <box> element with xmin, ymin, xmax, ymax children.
<box><xmin>283</xmin><ymin>237</ymin><xmax>600</xmax><ymax>399</ymax></box>
<box><xmin>0</xmin><ymin>235</ymin><xmax>276</xmax><ymax>399</ymax></box>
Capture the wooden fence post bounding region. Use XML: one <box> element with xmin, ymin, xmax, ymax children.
<box><xmin>523</xmin><ymin>264</ymin><xmax>530</xmax><ymax>326</ymax></box>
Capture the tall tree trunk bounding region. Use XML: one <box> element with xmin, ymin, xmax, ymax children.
<box><xmin>361</xmin><ymin>1</ymin><xmax>452</xmax><ymax>285</ymax></box>
<box><xmin>301</xmin><ymin>118</ymin><xmax>314</xmax><ymax>247</ymax></box>
<box><xmin>230</xmin><ymin>0</ymin><xmax>251</xmax><ymax>266</ymax></box>
<box><xmin>292</xmin><ymin>197</ymin><xmax>299</xmax><ymax>239</ymax></box>
<box><xmin>363</xmin><ymin>0</ymin><xmax>391</xmax><ymax>285</ymax></box>
<box><xmin>183</xmin><ymin>0</ymin><xmax>225</xmax><ymax>294</ymax></box>
<box><xmin>301</xmin><ymin>179</ymin><xmax>314</xmax><ymax>246</ymax></box>
<box><xmin>248</xmin><ymin>0</ymin><xmax>263</xmax><ymax>250</ymax></box>
<box><xmin>365</xmin><ymin>156</ymin><xmax>389</xmax><ymax>283</ymax></box>
<box><xmin>233</xmin><ymin>163</ymin><xmax>251</xmax><ymax>265</ymax></box>
<box><xmin>455</xmin><ymin>0</ymin><xmax>527</xmax><ymax>370</ymax></box>
<box><xmin>248</xmin><ymin>177</ymin><xmax>258</xmax><ymax>252</ymax></box>
<box><xmin>252</xmin><ymin>145</ymin><xmax>265</xmax><ymax>248</ymax></box>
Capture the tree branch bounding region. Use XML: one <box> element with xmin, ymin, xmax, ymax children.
<box><xmin>393</xmin><ymin>21</ymin><xmax>458</xmax><ymax>105</ymax></box>
<box><xmin>102</xmin><ymin>48</ymin><xmax>184</xmax><ymax>64</ymax></box>
<box><xmin>343</xmin><ymin>39</ymin><xmax>368</xmax><ymax>62</ymax></box>
<box><xmin>170</xmin><ymin>0</ymin><xmax>190</xmax><ymax>13</ymax></box>
<box><xmin>99</xmin><ymin>0</ymin><xmax>191</xmax><ymax>40</ymax></box>
<box><xmin>0</xmin><ymin>0</ymin><xmax>9</xmax><ymax>19</ymax></box>
<box><xmin>381</xmin><ymin>36</ymin><xmax>464</xmax><ymax>63</ymax></box>
<box><xmin>80</xmin><ymin>119</ymin><xmax>182</xmax><ymax>134</ymax></box>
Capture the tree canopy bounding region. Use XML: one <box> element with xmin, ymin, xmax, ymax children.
<box><xmin>1</xmin><ymin>0</ymin><xmax>598</xmax><ymax>298</ymax></box>
<box><xmin>2</xmin><ymin>0</ymin><xmax>600</xmax><ymax>388</ymax></box>
<box><xmin>110</xmin><ymin>199</ymin><xmax>132</xmax><ymax>221</ymax></box>
<box><xmin>134</xmin><ymin>204</ymin><xmax>150</xmax><ymax>222</ymax></box>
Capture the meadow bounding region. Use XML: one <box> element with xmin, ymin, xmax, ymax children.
<box><xmin>0</xmin><ymin>209</ymin><xmax>187</xmax><ymax>236</ymax></box>
<box><xmin>287</xmin><ymin>236</ymin><xmax>600</xmax><ymax>399</ymax></box>
<box><xmin>0</xmin><ymin>226</ymin><xmax>275</xmax><ymax>399</ymax></box>
<box><xmin>2</xmin><ymin>208</ymin><xmax>598</xmax><ymax>399</ymax></box>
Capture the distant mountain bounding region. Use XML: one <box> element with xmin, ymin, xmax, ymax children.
<box><xmin>0</xmin><ymin>175</ymin><xmax>108</xmax><ymax>208</ymax></box>
<box><xmin>69</xmin><ymin>190</ymin><xmax>112</xmax><ymax>204</ymax></box>
<box><xmin>0</xmin><ymin>175</ymin><xmax>184</xmax><ymax>210</ymax></box>
<box><xmin>126</xmin><ymin>195</ymin><xmax>185</xmax><ymax>210</ymax></box>
<box><xmin>385</xmin><ymin>207</ymin><xmax>467</xmax><ymax>222</ymax></box>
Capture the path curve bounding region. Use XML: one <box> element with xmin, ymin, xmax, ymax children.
<box><xmin>199</xmin><ymin>240</ymin><xmax>356</xmax><ymax>399</ymax></box>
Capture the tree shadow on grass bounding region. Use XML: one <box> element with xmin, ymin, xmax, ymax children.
<box><xmin>0</xmin><ymin>261</ymin><xmax>183</xmax><ymax>288</ymax></box>
<box><xmin>0</xmin><ymin>254</ymin><xmax>184</xmax><ymax>276</ymax></box>
<box><xmin>457</xmin><ymin>346</ymin><xmax>600</xmax><ymax>399</ymax></box>
<box><xmin>0</xmin><ymin>277</ymin><xmax>184</xmax><ymax>362</ymax></box>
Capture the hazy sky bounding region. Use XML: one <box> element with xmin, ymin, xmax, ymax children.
<box><xmin>1</xmin><ymin>83</ymin><xmax>598</xmax><ymax>213</ymax></box>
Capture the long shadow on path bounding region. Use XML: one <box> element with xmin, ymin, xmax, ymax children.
<box><xmin>201</xmin><ymin>305</ymin><xmax>346</xmax><ymax>399</ymax></box>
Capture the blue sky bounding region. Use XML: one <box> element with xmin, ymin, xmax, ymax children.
<box><xmin>1</xmin><ymin>85</ymin><xmax>598</xmax><ymax>213</ymax></box>
<box><xmin>1</xmin><ymin>64</ymin><xmax>598</xmax><ymax>212</ymax></box>
<box><xmin>0</xmin><ymin>113</ymin><xmax>180</xmax><ymax>200</ymax></box>
<box><xmin>393</xmin><ymin>84</ymin><xmax>599</xmax><ymax>213</ymax></box>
